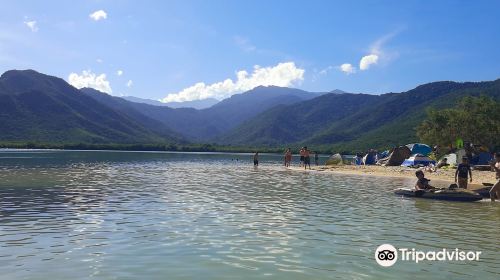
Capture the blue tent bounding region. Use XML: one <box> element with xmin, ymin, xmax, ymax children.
<box><xmin>471</xmin><ymin>152</ymin><xmax>493</xmax><ymax>165</ymax></box>
<box><xmin>363</xmin><ymin>153</ymin><xmax>377</xmax><ymax>165</ymax></box>
<box><xmin>401</xmin><ymin>154</ymin><xmax>436</xmax><ymax>167</ymax></box>
<box><xmin>406</xmin><ymin>143</ymin><xmax>432</xmax><ymax>156</ymax></box>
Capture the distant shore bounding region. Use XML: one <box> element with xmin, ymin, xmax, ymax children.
<box><xmin>289</xmin><ymin>165</ymin><xmax>496</xmax><ymax>191</ymax></box>
<box><xmin>0</xmin><ymin>143</ymin><xmax>289</xmax><ymax>154</ymax></box>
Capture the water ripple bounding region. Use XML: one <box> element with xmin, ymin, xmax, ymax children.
<box><xmin>0</xmin><ymin>151</ymin><xmax>499</xmax><ymax>279</ymax></box>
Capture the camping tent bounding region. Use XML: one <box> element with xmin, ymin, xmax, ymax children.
<box><xmin>471</xmin><ymin>152</ymin><xmax>493</xmax><ymax>165</ymax></box>
<box><xmin>406</xmin><ymin>143</ymin><xmax>432</xmax><ymax>156</ymax></box>
<box><xmin>401</xmin><ymin>154</ymin><xmax>436</xmax><ymax>167</ymax></box>
<box><xmin>377</xmin><ymin>146</ymin><xmax>411</xmax><ymax>166</ymax></box>
<box><xmin>442</xmin><ymin>153</ymin><xmax>458</xmax><ymax>166</ymax></box>
<box><xmin>363</xmin><ymin>152</ymin><xmax>377</xmax><ymax>165</ymax></box>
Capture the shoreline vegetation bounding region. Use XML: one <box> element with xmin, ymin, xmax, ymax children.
<box><xmin>0</xmin><ymin>142</ymin><xmax>288</xmax><ymax>154</ymax></box>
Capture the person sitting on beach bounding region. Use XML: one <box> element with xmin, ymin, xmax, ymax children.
<box><xmin>436</xmin><ymin>157</ymin><xmax>449</xmax><ymax>169</ymax></box>
<box><xmin>455</xmin><ymin>156</ymin><xmax>472</xmax><ymax>189</ymax></box>
<box><xmin>303</xmin><ymin>147</ymin><xmax>311</xmax><ymax>170</ymax></box>
<box><xmin>415</xmin><ymin>170</ymin><xmax>435</xmax><ymax>191</ymax></box>
<box><xmin>489</xmin><ymin>152</ymin><xmax>500</xmax><ymax>202</ymax></box>
<box><xmin>253</xmin><ymin>152</ymin><xmax>259</xmax><ymax>166</ymax></box>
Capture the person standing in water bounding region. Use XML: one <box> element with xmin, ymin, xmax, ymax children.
<box><xmin>253</xmin><ymin>152</ymin><xmax>259</xmax><ymax>166</ymax></box>
<box><xmin>490</xmin><ymin>152</ymin><xmax>500</xmax><ymax>201</ymax></box>
<box><xmin>299</xmin><ymin>147</ymin><xmax>305</xmax><ymax>167</ymax></box>
<box><xmin>303</xmin><ymin>147</ymin><xmax>311</xmax><ymax>170</ymax></box>
<box><xmin>314</xmin><ymin>151</ymin><xmax>319</xmax><ymax>166</ymax></box>
<box><xmin>284</xmin><ymin>148</ymin><xmax>292</xmax><ymax>167</ymax></box>
<box><xmin>455</xmin><ymin>156</ymin><xmax>472</xmax><ymax>189</ymax></box>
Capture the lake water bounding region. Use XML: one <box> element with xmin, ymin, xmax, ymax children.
<box><xmin>0</xmin><ymin>150</ymin><xmax>498</xmax><ymax>279</ymax></box>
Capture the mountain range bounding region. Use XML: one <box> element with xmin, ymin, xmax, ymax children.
<box><xmin>220</xmin><ymin>80</ymin><xmax>500</xmax><ymax>151</ymax></box>
<box><xmin>1</xmin><ymin>69</ymin><xmax>499</xmax><ymax>152</ymax></box>
<box><xmin>122</xmin><ymin>96</ymin><xmax>219</xmax><ymax>109</ymax></box>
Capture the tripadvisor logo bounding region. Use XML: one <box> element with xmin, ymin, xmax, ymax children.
<box><xmin>375</xmin><ymin>244</ymin><xmax>398</xmax><ymax>267</ymax></box>
<box><xmin>375</xmin><ymin>244</ymin><xmax>482</xmax><ymax>267</ymax></box>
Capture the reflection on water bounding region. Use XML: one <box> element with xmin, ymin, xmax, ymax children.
<box><xmin>0</xmin><ymin>150</ymin><xmax>499</xmax><ymax>280</ymax></box>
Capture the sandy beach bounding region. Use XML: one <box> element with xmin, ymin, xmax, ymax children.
<box><xmin>291</xmin><ymin>164</ymin><xmax>497</xmax><ymax>190</ymax></box>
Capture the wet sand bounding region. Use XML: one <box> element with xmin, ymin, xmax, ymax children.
<box><xmin>290</xmin><ymin>164</ymin><xmax>497</xmax><ymax>190</ymax></box>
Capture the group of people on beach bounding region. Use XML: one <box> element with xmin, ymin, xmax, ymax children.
<box><xmin>287</xmin><ymin>147</ymin><xmax>319</xmax><ymax>170</ymax></box>
<box><xmin>253</xmin><ymin>147</ymin><xmax>319</xmax><ymax>170</ymax></box>
<box><xmin>415</xmin><ymin>152</ymin><xmax>500</xmax><ymax>201</ymax></box>
<box><xmin>252</xmin><ymin>146</ymin><xmax>500</xmax><ymax>202</ymax></box>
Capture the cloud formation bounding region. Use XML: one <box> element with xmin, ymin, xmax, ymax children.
<box><xmin>68</xmin><ymin>70</ymin><xmax>112</xmax><ymax>94</ymax></box>
<box><xmin>89</xmin><ymin>10</ymin><xmax>107</xmax><ymax>21</ymax></box>
<box><xmin>339</xmin><ymin>63</ymin><xmax>356</xmax><ymax>74</ymax></box>
<box><xmin>161</xmin><ymin>62</ymin><xmax>304</xmax><ymax>102</ymax></box>
<box><xmin>117</xmin><ymin>70</ymin><xmax>123</xmax><ymax>76</ymax></box>
<box><xmin>24</xmin><ymin>21</ymin><xmax>38</xmax><ymax>32</ymax></box>
<box><xmin>126</xmin><ymin>80</ymin><xmax>133</xmax><ymax>88</ymax></box>
<box><xmin>334</xmin><ymin>29</ymin><xmax>401</xmax><ymax>74</ymax></box>
<box><xmin>359</xmin><ymin>54</ymin><xmax>379</xmax><ymax>71</ymax></box>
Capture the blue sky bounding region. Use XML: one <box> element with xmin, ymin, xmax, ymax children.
<box><xmin>1</xmin><ymin>0</ymin><xmax>499</xmax><ymax>102</ymax></box>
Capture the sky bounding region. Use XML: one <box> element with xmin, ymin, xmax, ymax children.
<box><xmin>1</xmin><ymin>0</ymin><xmax>499</xmax><ymax>102</ymax></box>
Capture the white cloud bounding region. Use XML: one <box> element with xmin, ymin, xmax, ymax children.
<box><xmin>359</xmin><ymin>54</ymin><xmax>379</xmax><ymax>71</ymax></box>
<box><xmin>24</xmin><ymin>21</ymin><xmax>38</xmax><ymax>32</ymax></box>
<box><xmin>319</xmin><ymin>66</ymin><xmax>334</xmax><ymax>75</ymax></box>
<box><xmin>117</xmin><ymin>70</ymin><xmax>123</xmax><ymax>76</ymax></box>
<box><xmin>126</xmin><ymin>80</ymin><xmax>133</xmax><ymax>88</ymax></box>
<box><xmin>370</xmin><ymin>28</ymin><xmax>403</xmax><ymax>55</ymax></box>
<box><xmin>68</xmin><ymin>70</ymin><xmax>112</xmax><ymax>94</ymax></box>
<box><xmin>339</xmin><ymin>63</ymin><xmax>356</xmax><ymax>74</ymax></box>
<box><xmin>89</xmin><ymin>10</ymin><xmax>107</xmax><ymax>21</ymax></box>
<box><xmin>331</xmin><ymin>29</ymin><xmax>402</xmax><ymax>74</ymax></box>
<box><xmin>96</xmin><ymin>58</ymin><xmax>103</xmax><ymax>63</ymax></box>
<box><xmin>161</xmin><ymin>62</ymin><xmax>304</xmax><ymax>102</ymax></box>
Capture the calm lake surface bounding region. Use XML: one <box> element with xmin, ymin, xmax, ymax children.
<box><xmin>0</xmin><ymin>150</ymin><xmax>498</xmax><ymax>279</ymax></box>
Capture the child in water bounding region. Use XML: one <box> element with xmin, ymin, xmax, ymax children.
<box><xmin>414</xmin><ymin>170</ymin><xmax>435</xmax><ymax>191</ymax></box>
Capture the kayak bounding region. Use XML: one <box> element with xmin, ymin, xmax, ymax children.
<box><xmin>473</xmin><ymin>186</ymin><xmax>493</xmax><ymax>198</ymax></box>
<box><xmin>394</xmin><ymin>188</ymin><xmax>483</xmax><ymax>202</ymax></box>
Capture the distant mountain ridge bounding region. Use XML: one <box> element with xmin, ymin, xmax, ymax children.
<box><xmin>0</xmin><ymin>70</ymin><xmax>180</xmax><ymax>144</ymax></box>
<box><xmin>1</xmin><ymin>69</ymin><xmax>498</xmax><ymax>152</ymax></box>
<box><xmin>123</xmin><ymin>96</ymin><xmax>219</xmax><ymax>109</ymax></box>
<box><xmin>100</xmin><ymin>85</ymin><xmax>324</xmax><ymax>140</ymax></box>
<box><xmin>220</xmin><ymin>79</ymin><xmax>500</xmax><ymax>151</ymax></box>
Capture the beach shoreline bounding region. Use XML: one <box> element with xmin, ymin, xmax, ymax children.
<box><xmin>289</xmin><ymin>164</ymin><xmax>496</xmax><ymax>191</ymax></box>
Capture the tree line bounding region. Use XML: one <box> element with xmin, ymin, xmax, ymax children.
<box><xmin>417</xmin><ymin>96</ymin><xmax>500</xmax><ymax>151</ymax></box>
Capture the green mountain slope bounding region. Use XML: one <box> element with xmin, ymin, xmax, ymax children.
<box><xmin>0</xmin><ymin>70</ymin><xmax>179</xmax><ymax>144</ymax></box>
<box><xmin>2</xmin><ymin>69</ymin><xmax>498</xmax><ymax>152</ymax></box>
<box><xmin>96</xmin><ymin>85</ymin><xmax>324</xmax><ymax>141</ymax></box>
<box><xmin>220</xmin><ymin>80</ymin><xmax>500</xmax><ymax>151</ymax></box>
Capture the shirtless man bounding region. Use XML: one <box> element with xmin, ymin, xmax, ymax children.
<box><xmin>489</xmin><ymin>152</ymin><xmax>500</xmax><ymax>202</ymax></box>
<box><xmin>303</xmin><ymin>147</ymin><xmax>311</xmax><ymax>170</ymax></box>
<box><xmin>284</xmin><ymin>148</ymin><xmax>292</xmax><ymax>167</ymax></box>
